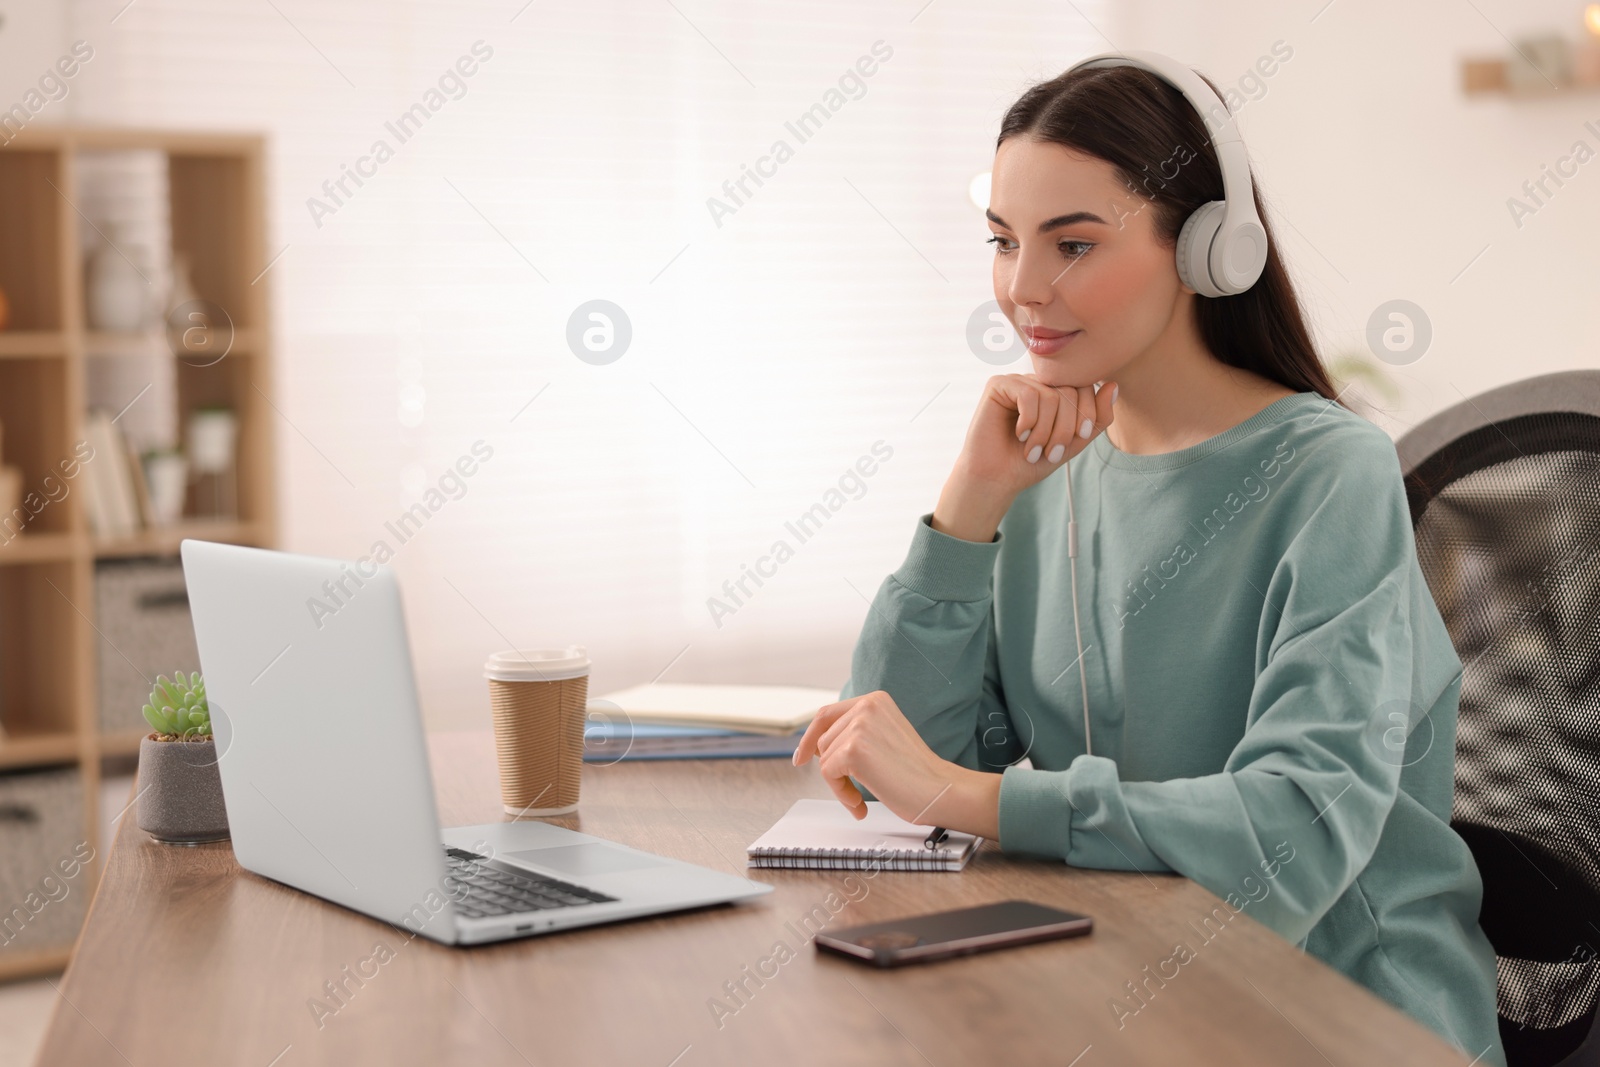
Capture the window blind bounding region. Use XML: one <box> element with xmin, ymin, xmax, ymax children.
<box><xmin>59</xmin><ymin>0</ymin><xmax>1110</xmax><ymax>726</ymax></box>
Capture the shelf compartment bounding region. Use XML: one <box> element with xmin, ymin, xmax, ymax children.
<box><xmin>174</xmin><ymin>356</ymin><xmax>266</xmax><ymax>528</ymax></box>
<box><xmin>169</xmin><ymin>154</ymin><xmax>254</xmax><ymax>332</ymax></box>
<box><xmin>0</xmin><ymin>358</ymin><xmax>75</xmax><ymax>538</ymax></box>
<box><xmin>0</xmin><ymin>149</ymin><xmax>65</xmax><ymax>332</ymax></box>
<box><xmin>0</xmin><ymin>765</ymin><xmax>90</xmax><ymax>959</ymax></box>
<box><xmin>94</xmin><ymin>556</ymin><xmax>200</xmax><ymax>736</ymax></box>
<box><xmin>0</xmin><ymin>561</ymin><xmax>82</xmax><ymax>740</ymax></box>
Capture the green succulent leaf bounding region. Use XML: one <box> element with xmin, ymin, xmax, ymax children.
<box><xmin>146</xmin><ymin>671</ymin><xmax>210</xmax><ymax>738</ymax></box>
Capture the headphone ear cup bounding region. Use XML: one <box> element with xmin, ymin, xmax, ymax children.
<box><xmin>1216</xmin><ymin>217</ymin><xmax>1269</xmax><ymax>294</ymax></box>
<box><xmin>1175</xmin><ymin>201</ymin><xmax>1226</xmax><ymax>298</ymax></box>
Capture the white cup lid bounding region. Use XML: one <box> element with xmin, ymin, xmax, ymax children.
<box><xmin>483</xmin><ymin>646</ymin><xmax>590</xmax><ymax>682</ymax></box>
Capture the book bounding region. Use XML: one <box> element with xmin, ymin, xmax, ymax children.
<box><xmin>746</xmin><ymin>799</ymin><xmax>983</xmax><ymax>872</ymax></box>
<box><xmin>80</xmin><ymin>455</ymin><xmax>107</xmax><ymax>537</ymax></box>
<box><xmin>582</xmin><ymin>721</ymin><xmax>803</xmax><ymax>762</ymax></box>
<box><xmin>106</xmin><ymin>419</ymin><xmax>145</xmax><ymax>535</ymax></box>
<box><xmin>126</xmin><ymin>440</ymin><xmax>154</xmax><ymax>528</ymax></box>
<box><xmin>82</xmin><ymin>411</ymin><xmax>141</xmax><ymax>539</ymax></box>
<box><xmin>586</xmin><ymin>682</ymin><xmax>840</xmax><ymax>736</ymax></box>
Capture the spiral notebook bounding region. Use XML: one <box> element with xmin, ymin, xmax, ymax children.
<box><xmin>747</xmin><ymin>799</ymin><xmax>982</xmax><ymax>871</ymax></box>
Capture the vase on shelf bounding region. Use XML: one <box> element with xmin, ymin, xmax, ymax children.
<box><xmin>1508</xmin><ymin>34</ymin><xmax>1574</xmax><ymax>91</ymax></box>
<box><xmin>143</xmin><ymin>451</ymin><xmax>188</xmax><ymax>526</ymax></box>
<box><xmin>87</xmin><ymin>241</ymin><xmax>150</xmax><ymax>333</ymax></box>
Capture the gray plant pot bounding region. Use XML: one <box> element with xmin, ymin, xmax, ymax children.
<box><xmin>136</xmin><ymin>736</ymin><xmax>229</xmax><ymax>845</ymax></box>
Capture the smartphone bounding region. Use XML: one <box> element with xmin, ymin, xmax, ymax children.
<box><xmin>814</xmin><ymin>900</ymin><xmax>1093</xmax><ymax>968</ymax></box>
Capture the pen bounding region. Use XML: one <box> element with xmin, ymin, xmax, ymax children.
<box><xmin>923</xmin><ymin>827</ymin><xmax>949</xmax><ymax>850</ymax></box>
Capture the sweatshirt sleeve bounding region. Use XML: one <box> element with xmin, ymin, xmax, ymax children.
<box><xmin>840</xmin><ymin>513</ymin><xmax>1024</xmax><ymax>794</ymax></box>
<box><xmin>998</xmin><ymin>439</ymin><xmax>1438</xmax><ymax>945</ymax></box>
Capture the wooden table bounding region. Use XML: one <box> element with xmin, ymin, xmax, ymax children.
<box><xmin>38</xmin><ymin>732</ymin><xmax>1476</xmax><ymax>1066</ymax></box>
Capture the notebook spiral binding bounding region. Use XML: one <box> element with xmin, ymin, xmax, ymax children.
<box><xmin>747</xmin><ymin>846</ymin><xmax>959</xmax><ymax>870</ymax></box>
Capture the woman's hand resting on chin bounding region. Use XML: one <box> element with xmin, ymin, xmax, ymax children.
<box><xmin>932</xmin><ymin>376</ymin><xmax>1116</xmax><ymax>544</ymax></box>
<box><xmin>791</xmin><ymin>690</ymin><xmax>1001</xmax><ymax>840</ymax></box>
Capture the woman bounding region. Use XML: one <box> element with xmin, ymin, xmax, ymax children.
<box><xmin>793</xmin><ymin>58</ymin><xmax>1506</xmax><ymax>1064</ymax></box>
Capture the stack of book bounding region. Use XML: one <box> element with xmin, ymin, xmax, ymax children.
<box><xmin>583</xmin><ymin>682</ymin><xmax>841</xmax><ymax>762</ymax></box>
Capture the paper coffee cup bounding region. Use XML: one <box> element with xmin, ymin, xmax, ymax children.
<box><xmin>484</xmin><ymin>647</ymin><xmax>590</xmax><ymax>816</ymax></box>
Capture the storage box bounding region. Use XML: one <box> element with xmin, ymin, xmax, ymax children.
<box><xmin>95</xmin><ymin>557</ymin><xmax>202</xmax><ymax>734</ymax></box>
<box><xmin>0</xmin><ymin>766</ymin><xmax>91</xmax><ymax>955</ymax></box>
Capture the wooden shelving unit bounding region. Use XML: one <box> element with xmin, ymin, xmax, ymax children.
<box><xmin>0</xmin><ymin>128</ymin><xmax>275</xmax><ymax>983</ymax></box>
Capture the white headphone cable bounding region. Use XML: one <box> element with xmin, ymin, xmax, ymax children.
<box><xmin>1064</xmin><ymin>454</ymin><xmax>1092</xmax><ymax>756</ymax></box>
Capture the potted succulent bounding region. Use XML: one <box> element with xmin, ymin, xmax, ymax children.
<box><xmin>136</xmin><ymin>672</ymin><xmax>229</xmax><ymax>845</ymax></box>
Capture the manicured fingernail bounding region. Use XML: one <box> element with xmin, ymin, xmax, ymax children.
<box><xmin>1079</xmin><ymin>418</ymin><xmax>1093</xmax><ymax>439</ymax></box>
<box><xmin>1019</xmin><ymin>428</ymin><xmax>1030</xmax><ymax>442</ymax></box>
<box><xmin>1047</xmin><ymin>443</ymin><xmax>1065</xmax><ymax>463</ymax></box>
<box><xmin>1027</xmin><ymin>444</ymin><xmax>1042</xmax><ymax>463</ymax></box>
<box><xmin>1111</xmin><ymin>384</ymin><xmax>1119</xmax><ymax>405</ymax></box>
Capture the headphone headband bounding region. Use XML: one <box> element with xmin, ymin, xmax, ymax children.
<box><xmin>1064</xmin><ymin>50</ymin><xmax>1268</xmax><ymax>297</ymax></box>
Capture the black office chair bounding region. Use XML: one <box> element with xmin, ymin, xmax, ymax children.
<box><xmin>1397</xmin><ymin>370</ymin><xmax>1600</xmax><ymax>1067</ymax></box>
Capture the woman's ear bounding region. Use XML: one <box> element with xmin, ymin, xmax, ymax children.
<box><xmin>1173</xmin><ymin>262</ymin><xmax>1199</xmax><ymax>298</ymax></box>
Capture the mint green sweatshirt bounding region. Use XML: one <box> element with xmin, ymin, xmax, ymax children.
<box><xmin>842</xmin><ymin>391</ymin><xmax>1505</xmax><ymax>1064</ymax></box>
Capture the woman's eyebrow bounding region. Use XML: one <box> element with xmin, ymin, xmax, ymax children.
<box><xmin>985</xmin><ymin>208</ymin><xmax>1108</xmax><ymax>232</ymax></box>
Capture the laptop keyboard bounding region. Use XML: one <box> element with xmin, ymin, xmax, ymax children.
<box><xmin>443</xmin><ymin>847</ymin><xmax>618</xmax><ymax>919</ymax></box>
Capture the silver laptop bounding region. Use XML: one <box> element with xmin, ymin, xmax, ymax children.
<box><xmin>179</xmin><ymin>539</ymin><xmax>772</xmax><ymax>945</ymax></box>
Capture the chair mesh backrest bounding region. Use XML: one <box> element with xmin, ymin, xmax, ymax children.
<box><xmin>1405</xmin><ymin>405</ymin><xmax>1600</xmax><ymax>1038</ymax></box>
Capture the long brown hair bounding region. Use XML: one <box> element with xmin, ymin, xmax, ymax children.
<box><xmin>997</xmin><ymin>64</ymin><xmax>1342</xmax><ymax>403</ymax></box>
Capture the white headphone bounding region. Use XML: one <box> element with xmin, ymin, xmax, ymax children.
<box><xmin>1065</xmin><ymin>50</ymin><xmax>1269</xmax><ymax>298</ymax></box>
